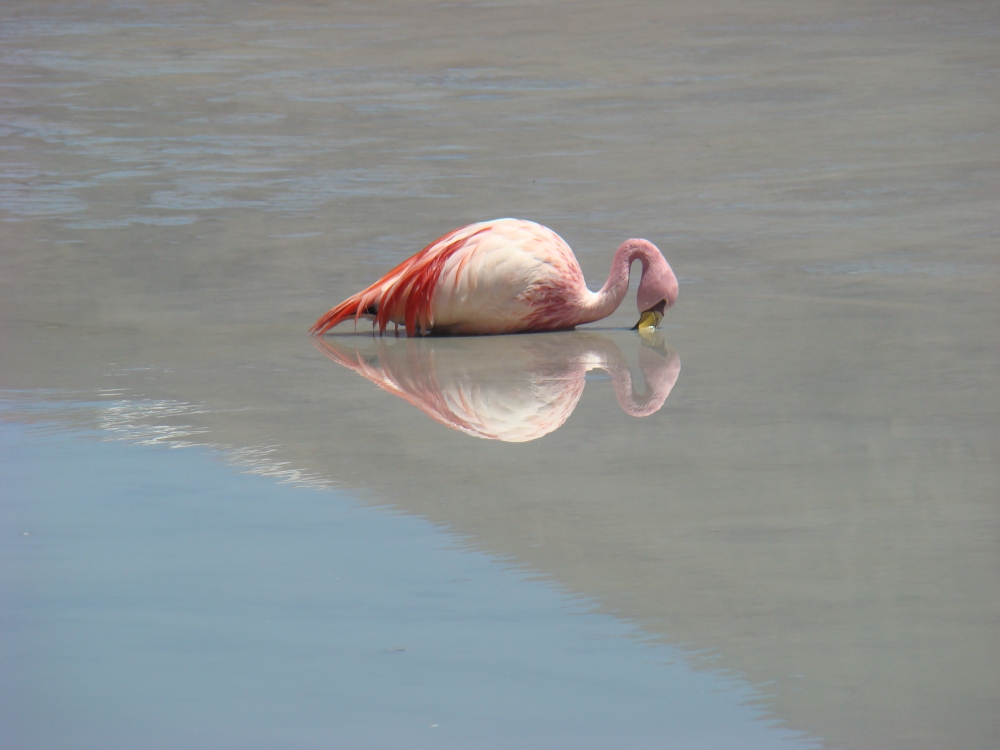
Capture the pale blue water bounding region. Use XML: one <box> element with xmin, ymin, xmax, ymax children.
<box><xmin>1</xmin><ymin>406</ymin><xmax>815</xmax><ymax>750</ymax></box>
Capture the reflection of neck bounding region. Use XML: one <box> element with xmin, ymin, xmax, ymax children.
<box><xmin>608</xmin><ymin>345</ymin><xmax>681</xmax><ymax>417</ymax></box>
<box><xmin>577</xmin><ymin>334</ymin><xmax>680</xmax><ymax>417</ymax></box>
<box><xmin>579</xmin><ymin>240</ymin><xmax>651</xmax><ymax>324</ymax></box>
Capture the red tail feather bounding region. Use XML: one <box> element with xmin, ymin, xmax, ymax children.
<box><xmin>309</xmin><ymin>290</ymin><xmax>369</xmax><ymax>335</ymax></box>
<box><xmin>310</xmin><ymin>224</ymin><xmax>489</xmax><ymax>337</ymax></box>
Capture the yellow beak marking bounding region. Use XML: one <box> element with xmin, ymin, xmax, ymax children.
<box><xmin>634</xmin><ymin>309</ymin><xmax>663</xmax><ymax>331</ymax></box>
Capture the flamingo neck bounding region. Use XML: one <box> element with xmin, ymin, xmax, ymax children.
<box><xmin>579</xmin><ymin>240</ymin><xmax>655</xmax><ymax>324</ymax></box>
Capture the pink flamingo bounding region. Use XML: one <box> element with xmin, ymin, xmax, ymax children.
<box><xmin>310</xmin><ymin>218</ymin><xmax>678</xmax><ymax>336</ymax></box>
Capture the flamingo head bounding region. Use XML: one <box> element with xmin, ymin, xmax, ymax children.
<box><xmin>632</xmin><ymin>240</ymin><xmax>679</xmax><ymax>330</ymax></box>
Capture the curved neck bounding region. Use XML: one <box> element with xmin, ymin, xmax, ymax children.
<box><xmin>578</xmin><ymin>240</ymin><xmax>653</xmax><ymax>324</ymax></box>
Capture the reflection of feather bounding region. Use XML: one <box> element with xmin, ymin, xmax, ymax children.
<box><xmin>314</xmin><ymin>332</ymin><xmax>680</xmax><ymax>442</ymax></box>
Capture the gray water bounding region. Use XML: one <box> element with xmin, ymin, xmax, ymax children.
<box><xmin>2</xmin><ymin>1</ymin><xmax>998</xmax><ymax>748</ymax></box>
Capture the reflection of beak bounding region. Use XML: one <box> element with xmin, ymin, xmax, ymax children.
<box><xmin>632</xmin><ymin>308</ymin><xmax>664</xmax><ymax>331</ymax></box>
<box><xmin>636</xmin><ymin>326</ymin><xmax>668</xmax><ymax>354</ymax></box>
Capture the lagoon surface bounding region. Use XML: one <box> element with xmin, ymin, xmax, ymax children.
<box><xmin>2</xmin><ymin>1</ymin><xmax>998</xmax><ymax>748</ymax></box>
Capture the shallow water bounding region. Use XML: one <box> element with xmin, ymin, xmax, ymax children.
<box><xmin>2</xmin><ymin>414</ymin><xmax>814</xmax><ymax>750</ymax></box>
<box><xmin>2</xmin><ymin>1</ymin><xmax>999</xmax><ymax>748</ymax></box>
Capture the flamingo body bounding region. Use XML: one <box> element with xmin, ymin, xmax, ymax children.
<box><xmin>311</xmin><ymin>218</ymin><xmax>677</xmax><ymax>336</ymax></box>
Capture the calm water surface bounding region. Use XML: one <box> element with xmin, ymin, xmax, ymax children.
<box><xmin>2</xmin><ymin>413</ymin><xmax>811</xmax><ymax>750</ymax></box>
<box><xmin>2</xmin><ymin>1</ymin><xmax>998</xmax><ymax>748</ymax></box>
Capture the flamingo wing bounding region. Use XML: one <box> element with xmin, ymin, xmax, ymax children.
<box><xmin>310</xmin><ymin>219</ymin><xmax>587</xmax><ymax>336</ymax></box>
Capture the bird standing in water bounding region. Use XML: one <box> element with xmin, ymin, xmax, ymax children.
<box><xmin>310</xmin><ymin>218</ymin><xmax>678</xmax><ymax>336</ymax></box>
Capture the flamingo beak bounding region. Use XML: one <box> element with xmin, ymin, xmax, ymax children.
<box><xmin>632</xmin><ymin>302</ymin><xmax>665</xmax><ymax>331</ymax></box>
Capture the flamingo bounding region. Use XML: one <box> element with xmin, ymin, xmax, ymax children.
<box><xmin>310</xmin><ymin>218</ymin><xmax>678</xmax><ymax>336</ymax></box>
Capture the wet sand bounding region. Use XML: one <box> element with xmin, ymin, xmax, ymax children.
<box><xmin>2</xmin><ymin>1</ymin><xmax>999</xmax><ymax>748</ymax></box>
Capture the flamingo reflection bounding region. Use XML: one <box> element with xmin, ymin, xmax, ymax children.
<box><xmin>314</xmin><ymin>331</ymin><xmax>679</xmax><ymax>442</ymax></box>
